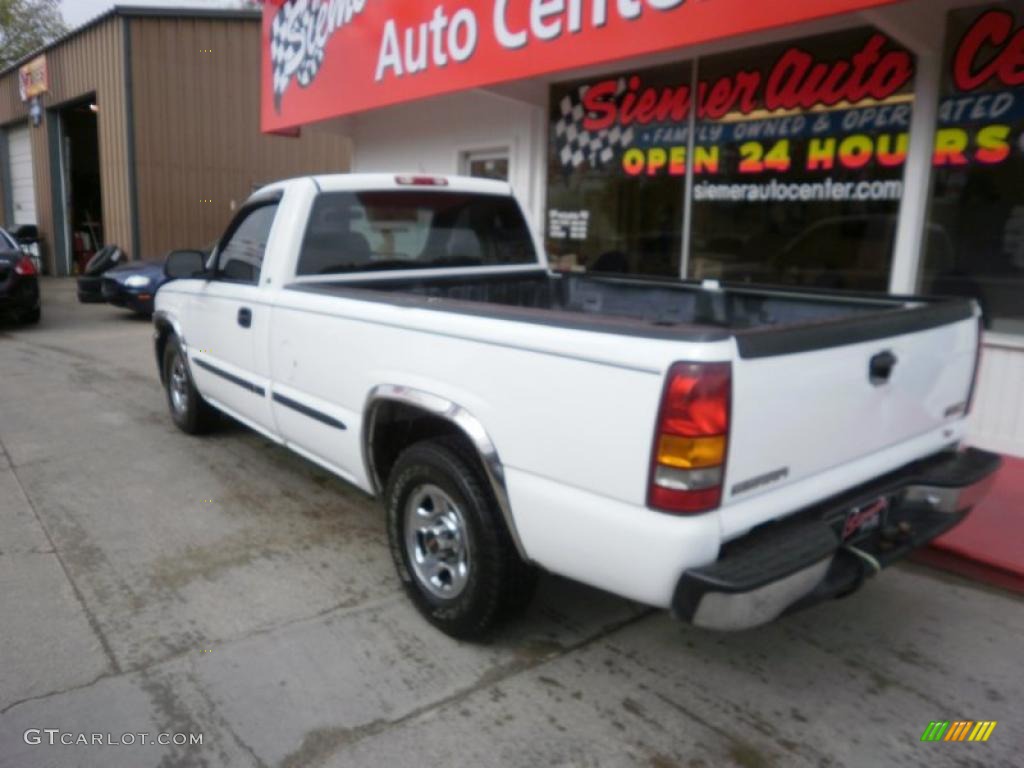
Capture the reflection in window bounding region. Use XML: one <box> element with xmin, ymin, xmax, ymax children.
<box><xmin>217</xmin><ymin>204</ymin><xmax>278</xmax><ymax>285</ymax></box>
<box><xmin>296</xmin><ymin>191</ymin><xmax>535</xmax><ymax>275</ymax></box>
<box><xmin>463</xmin><ymin>150</ymin><xmax>510</xmax><ymax>181</ymax></box>
<box><xmin>546</xmin><ymin>63</ymin><xmax>690</xmax><ymax>276</ymax></box>
<box><xmin>544</xmin><ymin>30</ymin><xmax>922</xmax><ymax>289</ymax></box>
<box><xmin>688</xmin><ymin>27</ymin><xmax>914</xmax><ymax>291</ymax></box>
<box><xmin>921</xmin><ymin>3</ymin><xmax>1024</xmax><ymax>335</ymax></box>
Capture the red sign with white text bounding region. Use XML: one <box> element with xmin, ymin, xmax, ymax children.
<box><xmin>261</xmin><ymin>0</ymin><xmax>903</xmax><ymax>132</ymax></box>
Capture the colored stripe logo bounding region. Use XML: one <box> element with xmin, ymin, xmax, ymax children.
<box><xmin>921</xmin><ymin>721</ymin><xmax>997</xmax><ymax>742</ymax></box>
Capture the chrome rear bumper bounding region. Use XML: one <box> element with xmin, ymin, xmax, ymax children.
<box><xmin>673</xmin><ymin>447</ymin><xmax>1002</xmax><ymax>631</ymax></box>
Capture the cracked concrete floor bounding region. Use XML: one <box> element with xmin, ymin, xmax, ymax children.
<box><xmin>0</xmin><ymin>278</ymin><xmax>1021</xmax><ymax>768</ymax></box>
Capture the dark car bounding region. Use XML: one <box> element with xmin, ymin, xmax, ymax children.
<box><xmin>0</xmin><ymin>226</ymin><xmax>41</xmax><ymax>325</ymax></box>
<box><xmin>102</xmin><ymin>249</ymin><xmax>208</xmax><ymax>316</ymax></box>
<box><xmin>77</xmin><ymin>245</ymin><xmax>127</xmax><ymax>303</ymax></box>
<box><xmin>101</xmin><ymin>260</ymin><xmax>169</xmax><ymax>316</ymax></box>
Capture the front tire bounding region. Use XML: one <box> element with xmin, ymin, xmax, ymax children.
<box><xmin>162</xmin><ymin>336</ymin><xmax>216</xmax><ymax>434</ymax></box>
<box><xmin>386</xmin><ymin>438</ymin><xmax>536</xmax><ymax>640</ymax></box>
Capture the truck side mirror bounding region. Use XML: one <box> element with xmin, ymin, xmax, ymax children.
<box><xmin>165</xmin><ymin>250</ymin><xmax>208</xmax><ymax>279</ymax></box>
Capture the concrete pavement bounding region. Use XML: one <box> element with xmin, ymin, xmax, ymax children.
<box><xmin>0</xmin><ymin>278</ymin><xmax>1020</xmax><ymax>767</ymax></box>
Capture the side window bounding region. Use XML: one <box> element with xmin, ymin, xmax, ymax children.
<box><xmin>461</xmin><ymin>148</ymin><xmax>510</xmax><ymax>181</ymax></box>
<box><xmin>216</xmin><ymin>203</ymin><xmax>279</xmax><ymax>284</ymax></box>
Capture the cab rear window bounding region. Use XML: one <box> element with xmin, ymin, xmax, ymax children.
<box><xmin>296</xmin><ymin>191</ymin><xmax>536</xmax><ymax>276</ymax></box>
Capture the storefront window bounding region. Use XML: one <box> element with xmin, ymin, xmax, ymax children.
<box><xmin>689</xmin><ymin>29</ymin><xmax>914</xmax><ymax>291</ymax></box>
<box><xmin>546</xmin><ymin>63</ymin><xmax>690</xmax><ymax>275</ymax></box>
<box><xmin>922</xmin><ymin>3</ymin><xmax>1024</xmax><ymax>335</ymax></box>
<box><xmin>546</xmin><ymin>30</ymin><xmax>919</xmax><ymax>288</ymax></box>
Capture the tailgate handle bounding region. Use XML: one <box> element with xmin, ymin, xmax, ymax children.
<box><xmin>869</xmin><ymin>350</ymin><xmax>898</xmax><ymax>385</ymax></box>
<box><xmin>237</xmin><ymin>307</ymin><xmax>252</xmax><ymax>328</ymax></box>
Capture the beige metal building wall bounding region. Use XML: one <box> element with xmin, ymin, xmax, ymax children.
<box><xmin>129</xmin><ymin>16</ymin><xmax>351</xmax><ymax>257</ymax></box>
<box><xmin>0</xmin><ymin>17</ymin><xmax>131</xmax><ymax>273</ymax></box>
<box><xmin>0</xmin><ymin>62</ymin><xmax>33</xmax><ymax>239</ymax></box>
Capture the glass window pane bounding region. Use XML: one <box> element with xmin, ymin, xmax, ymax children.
<box><xmin>689</xmin><ymin>28</ymin><xmax>915</xmax><ymax>291</ymax></box>
<box><xmin>922</xmin><ymin>2</ymin><xmax>1024</xmax><ymax>335</ymax></box>
<box><xmin>465</xmin><ymin>153</ymin><xmax>509</xmax><ymax>181</ymax></box>
<box><xmin>216</xmin><ymin>204</ymin><xmax>278</xmax><ymax>284</ymax></box>
<box><xmin>546</xmin><ymin>62</ymin><xmax>691</xmax><ymax>276</ymax></box>
<box><xmin>297</xmin><ymin>191</ymin><xmax>536</xmax><ymax>275</ymax></box>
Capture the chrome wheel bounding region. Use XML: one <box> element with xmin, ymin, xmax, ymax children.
<box><xmin>404</xmin><ymin>484</ymin><xmax>471</xmax><ymax>599</ymax></box>
<box><xmin>169</xmin><ymin>354</ymin><xmax>189</xmax><ymax>416</ymax></box>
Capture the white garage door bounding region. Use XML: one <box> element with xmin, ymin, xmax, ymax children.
<box><xmin>7</xmin><ymin>124</ymin><xmax>37</xmax><ymax>226</ymax></box>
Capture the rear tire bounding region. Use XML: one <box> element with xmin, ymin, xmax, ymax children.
<box><xmin>21</xmin><ymin>306</ymin><xmax>40</xmax><ymax>325</ymax></box>
<box><xmin>386</xmin><ymin>437</ymin><xmax>536</xmax><ymax>640</ymax></box>
<box><xmin>162</xmin><ymin>336</ymin><xmax>216</xmax><ymax>434</ymax></box>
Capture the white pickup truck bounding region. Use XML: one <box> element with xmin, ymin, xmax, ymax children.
<box><xmin>154</xmin><ymin>174</ymin><xmax>1000</xmax><ymax>638</ymax></box>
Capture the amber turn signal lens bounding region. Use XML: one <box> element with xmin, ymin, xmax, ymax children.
<box><xmin>657</xmin><ymin>435</ymin><xmax>725</xmax><ymax>469</ymax></box>
<box><xmin>648</xmin><ymin>361</ymin><xmax>731</xmax><ymax>515</ymax></box>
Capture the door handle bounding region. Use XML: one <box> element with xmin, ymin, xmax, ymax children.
<box><xmin>237</xmin><ymin>307</ymin><xmax>252</xmax><ymax>328</ymax></box>
<box><xmin>869</xmin><ymin>350</ymin><xmax>898</xmax><ymax>385</ymax></box>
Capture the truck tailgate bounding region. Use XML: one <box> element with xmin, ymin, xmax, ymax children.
<box><xmin>723</xmin><ymin>304</ymin><xmax>979</xmax><ymax>525</ymax></box>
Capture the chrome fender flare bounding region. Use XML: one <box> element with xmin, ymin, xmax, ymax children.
<box><xmin>362</xmin><ymin>384</ymin><xmax>530</xmax><ymax>562</ymax></box>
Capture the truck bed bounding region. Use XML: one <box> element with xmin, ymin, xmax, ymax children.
<box><xmin>289</xmin><ymin>270</ymin><xmax>974</xmax><ymax>358</ymax></box>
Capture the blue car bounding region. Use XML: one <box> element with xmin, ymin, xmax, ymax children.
<box><xmin>101</xmin><ymin>249</ymin><xmax>208</xmax><ymax>316</ymax></box>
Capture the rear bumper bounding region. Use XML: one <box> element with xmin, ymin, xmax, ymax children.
<box><xmin>672</xmin><ymin>447</ymin><xmax>1001</xmax><ymax>630</ymax></box>
<box><xmin>0</xmin><ymin>277</ymin><xmax>40</xmax><ymax>313</ymax></box>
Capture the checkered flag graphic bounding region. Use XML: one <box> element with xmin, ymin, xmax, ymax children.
<box><xmin>554</xmin><ymin>79</ymin><xmax>635</xmax><ymax>170</ymax></box>
<box><xmin>270</xmin><ymin>1</ymin><xmax>324</xmax><ymax>112</ymax></box>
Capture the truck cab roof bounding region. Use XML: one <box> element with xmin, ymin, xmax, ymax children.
<box><xmin>255</xmin><ymin>173</ymin><xmax>515</xmax><ymax>200</ymax></box>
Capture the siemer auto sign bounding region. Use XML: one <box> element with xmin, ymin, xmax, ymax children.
<box><xmin>262</xmin><ymin>0</ymin><xmax>903</xmax><ymax>131</ymax></box>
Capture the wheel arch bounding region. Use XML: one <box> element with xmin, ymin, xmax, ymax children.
<box><xmin>152</xmin><ymin>310</ymin><xmax>185</xmax><ymax>384</ymax></box>
<box><xmin>362</xmin><ymin>384</ymin><xmax>529</xmax><ymax>562</ymax></box>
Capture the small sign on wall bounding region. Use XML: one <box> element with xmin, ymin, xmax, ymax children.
<box><xmin>18</xmin><ymin>55</ymin><xmax>48</xmax><ymax>101</ymax></box>
<box><xmin>549</xmin><ymin>209</ymin><xmax>590</xmax><ymax>240</ymax></box>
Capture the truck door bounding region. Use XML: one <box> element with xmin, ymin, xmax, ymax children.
<box><xmin>181</xmin><ymin>200</ymin><xmax>280</xmax><ymax>433</ymax></box>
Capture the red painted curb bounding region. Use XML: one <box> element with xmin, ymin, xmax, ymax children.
<box><xmin>920</xmin><ymin>453</ymin><xmax>1024</xmax><ymax>593</ymax></box>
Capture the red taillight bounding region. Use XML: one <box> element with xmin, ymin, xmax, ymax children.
<box><xmin>648</xmin><ymin>362</ymin><xmax>731</xmax><ymax>514</ymax></box>
<box><xmin>395</xmin><ymin>175</ymin><xmax>448</xmax><ymax>187</ymax></box>
<box><xmin>14</xmin><ymin>256</ymin><xmax>37</xmax><ymax>276</ymax></box>
<box><xmin>966</xmin><ymin>316</ymin><xmax>984</xmax><ymax>416</ymax></box>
